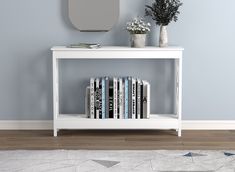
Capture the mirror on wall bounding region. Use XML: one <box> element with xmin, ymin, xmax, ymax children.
<box><xmin>68</xmin><ymin>0</ymin><xmax>120</xmax><ymax>32</ymax></box>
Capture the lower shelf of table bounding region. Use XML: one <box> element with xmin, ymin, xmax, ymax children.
<box><xmin>54</xmin><ymin>114</ymin><xmax>180</xmax><ymax>130</ymax></box>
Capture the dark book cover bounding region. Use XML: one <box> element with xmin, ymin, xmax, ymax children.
<box><xmin>99</xmin><ymin>80</ymin><xmax>102</xmax><ymax>119</ymax></box>
<box><xmin>128</xmin><ymin>77</ymin><xmax>132</xmax><ymax>119</ymax></box>
<box><xmin>109</xmin><ymin>80</ymin><xmax>113</xmax><ymax>118</ymax></box>
<box><xmin>95</xmin><ymin>78</ymin><xmax>100</xmax><ymax>119</ymax></box>
<box><xmin>117</xmin><ymin>79</ymin><xmax>120</xmax><ymax>119</ymax></box>
<box><xmin>140</xmin><ymin>82</ymin><xmax>144</xmax><ymax>119</ymax></box>
<box><xmin>94</xmin><ymin>80</ymin><xmax>97</xmax><ymax>119</ymax></box>
<box><xmin>105</xmin><ymin>77</ymin><xmax>109</xmax><ymax>119</ymax></box>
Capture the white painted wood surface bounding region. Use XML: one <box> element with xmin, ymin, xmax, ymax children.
<box><xmin>51</xmin><ymin>46</ymin><xmax>183</xmax><ymax>137</ymax></box>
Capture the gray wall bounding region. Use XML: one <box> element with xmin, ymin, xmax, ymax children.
<box><xmin>0</xmin><ymin>0</ymin><xmax>234</xmax><ymax>120</ymax></box>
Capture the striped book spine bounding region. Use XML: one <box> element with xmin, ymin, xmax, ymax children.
<box><xmin>95</xmin><ymin>78</ymin><xmax>100</xmax><ymax>119</ymax></box>
<box><xmin>101</xmin><ymin>78</ymin><xmax>105</xmax><ymax>119</ymax></box>
<box><xmin>90</xmin><ymin>78</ymin><xmax>95</xmax><ymax>119</ymax></box>
<box><xmin>137</xmin><ymin>79</ymin><xmax>141</xmax><ymax>119</ymax></box>
<box><xmin>113</xmin><ymin>78</ymin><xmax>118</xmax><ymax>119</ymax></box>
<box><xmin>105</xmin><ymin>77</ymin><xmax>109</xmax><ymax>118</ymax></box>
<box><xmin>124</xmin><ymin>78</ymin><xmax>129</xmax><ymax>119</ymax></box>
<box><xmin>131</xmin><ymin>78</ymin><xmax>136</xmax><ymax>119</ymax></box>
<box><xmin>119</xmin><ymin>78</ymin><xmax>123</xmax><ymax>119</ymax></box>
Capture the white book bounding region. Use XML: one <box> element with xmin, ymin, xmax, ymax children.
<box><xmin>85</xmin><ymin>86</ymin><xmax>90</xmax><ymax>118</ymax></box>
<box><xmin>90</xmin><ymin>78</ymin><xmax>95</xmax><ymax>119</ymax></box>
<box><xmin>131</xmin><ymin>78</ymin><xmax>136</xmax><ymax>119</ymax></box>
<box><xmin>113</xmin><ymin>78</ymin><xmax>118</xmax><ymax>119</ymax></box>
<box><xmin>118</xmin><ymin>78</ymin><xmax>123</xmax><ymax>119</ymax></box>
<box><xmin>137</xmin><ymin>79</ymin><xmax>141</xmax><ymax>119</ymax></box>
<box><xmin>146</xmin><ymin>81</ymin><xmax>150</xmax><ymax>119</ymax></box>
<box><xmin>95</xmin><ymin>78</ymin><xmax>100</xmax><ymax>119</ymax></box>
<box><xmin>142</xmin><ymin>80</ymin><xmax>150</xmax><ymax>119</ymax></box>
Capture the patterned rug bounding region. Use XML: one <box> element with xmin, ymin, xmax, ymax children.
<box><xmin>0</xmin><ymin>150</ymin><xmax>235</xmax><ymax>172</ymax></box>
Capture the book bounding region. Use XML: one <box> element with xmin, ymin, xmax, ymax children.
<box><xmin>136</xmin><ymin>79</ymin><xmax>141</xmax><ymax>119</ymax></box>
<box><xmin>101</xmin><ymin>78</ymin><xmax>105</xmax><ymax>119</ymax></box>
<box><xmin>99</xmin><ymin>80</ymin><xmax>102</xmax><ymax>119</ymax></box>
<box><xmin>128</xmin><ymin>77</ymin><xmax>132</xmax><ymax>119</ymax></box>
<box><xmin>142</xmin><ymin>80</ymin><xmax>150</xmax><ymax>119</ymax></box>
<box><xmin>95</xmin><ymin>78</ymin><xmax>100</xmax><ymax>119</ymax></box>
<box><xmin>124</xmin><ymin>77</ymin><xmax>129</xmax><ymax>119</ymax></box>
<box><xmin>113</xmin><ymin>78</ymin><xmax>118</xmax><ymax>119</ymax></box>
<box><xmin>105</xmin><ymin>77</ymin><xmax>109</xmax><ymax>118</ymax></box>
<box><xmin>140</xmin><ymin>82</ymin><xmax>144</xmax><ymax>119</ymax></box>
<box><xmin>69</xmin><ymin>43</ymin><xmax>101</xmax><ymax>49</ymax></box>
<box><xmin>85</xmin><ymin>86</ymin><xmax>90</xmax><ymax>118</ymax></box>
<box><xmin>117</xmin><ymin>79</ymin><xmax>120</xmax><ymax>119</ymax></box>
<box><xmin>118</xmin><ymin>78</ymin><xmax>123</xmax><ymax>119</ymax></box>
<box><xmin>109</xmin><ymin>79</ymin><xmax>113</xmax><ymax>118</ymax></box>
<box><xmin>146</xmin><ymin>81</ymin><xmax>150</xmax><ymax>119</ymax></box>
<box><xmin>90</xmin><ymin>78</ymin><xmax>95</xmax><ymax>119</ymax></box>
<box><xmin>131</xmin><ymin>78</ymin><xmax>136</xmax><ymax>119</ymax></box>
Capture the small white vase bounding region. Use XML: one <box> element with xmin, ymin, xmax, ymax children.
<box><xmin>159</xmin><ymin>25</ymin><xmax>168</xmax><ymax>47</ymax></box>
<box><xmin>130</xmin><ymin>34</ymin><xmax>146</xmax><ymax>48</ymax></box>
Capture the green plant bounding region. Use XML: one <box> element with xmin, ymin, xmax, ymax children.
<box><xmin>145</xmin><ymin>0</ymin><xmax>183</xmax><ymax>26</ymax></box>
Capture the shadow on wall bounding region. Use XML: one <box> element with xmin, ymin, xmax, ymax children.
<box><xmin>60</xmin><ymin>0</ymin><xmax>77</xmax><ymax>31</ymax></box>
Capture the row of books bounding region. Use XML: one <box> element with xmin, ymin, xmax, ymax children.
<box><xmin>85</xmin><ymin>77</ymin><xmax>150</xmax><ymax>119</ymax></box>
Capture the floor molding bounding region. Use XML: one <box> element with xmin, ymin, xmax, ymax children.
<box><xmin>0</xmin><ymin>120</ymin><xmax>52</xmax><ymax>130</ymax></box>
<box><xmin>182</xmin><ymin>120</ymin><xmax>235</xmax><ymax>130</ymax></box>
<box><xmin>0</xmin><ymin>120</ymin><xmax>235</xmax><ymax>130</ymax></box>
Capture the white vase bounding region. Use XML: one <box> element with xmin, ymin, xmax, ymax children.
<box><xmin>159</xmin><ymin>25</ymin><xmax>168</xmax><ymax>47</ymax></box>
<box><xmin>130</xmin><ymin>34</ymin><xmax>146</xmax><ymax>48</ymax></box>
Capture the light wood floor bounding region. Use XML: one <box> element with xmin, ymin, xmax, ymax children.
<box><xmin>0</xmin><ymin>130</ymin><xmax>235</xmax><ymax>150</ymax></box>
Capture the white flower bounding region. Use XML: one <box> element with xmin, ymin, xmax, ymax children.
<box><xmin>126</xmin><ymin>17</ymin><xmax>151</xmax><ymax>34</ymax></box>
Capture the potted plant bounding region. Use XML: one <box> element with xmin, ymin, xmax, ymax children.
<box><xmin>145</xmin><ymin>0</ymin><xmax>183</xmax><ymax>47</ymax></box>
<box><xmin>126</xmin><ymin>17</ymin><xmax>151</xmax><ymax>48</ymax></box>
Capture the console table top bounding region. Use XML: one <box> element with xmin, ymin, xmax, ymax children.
<box><xmin>51</xmin><ymin>46</ymin><xmax>184</xmax><ymax>51</ymax></box>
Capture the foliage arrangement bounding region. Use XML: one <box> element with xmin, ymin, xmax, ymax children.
<box><xmin>145</xmin><ymin>0</ymin><xmax>183</xmax><ymax>26</ymax></box>
<box><xmin>126</xmin><ymin>17</ymin><xmax>151</xmax><ymax>34</ymax></box>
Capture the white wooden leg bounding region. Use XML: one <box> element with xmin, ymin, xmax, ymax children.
<box><xmin>54</xmin><ymin>128</ymin><xmax>57</xmax><ymax>137</ymax></box>
<box><xmin>178</xmin><ymin>57</ymin><xmax>182</xmax><ymax>137</ymax></box>
<box><xmin>178</xmin><ymin>129</ymin><xmax>181</xmax><ymax>137</ymax></box>
<box><xmin>175</xmin><ymin>58</ymin><xmax>182</xmax><ymax>137</ymax></box>
<box><xmin>53</xmin><ymin>56</ymin><xmax>59</xmax><ymax>137</ymax></box>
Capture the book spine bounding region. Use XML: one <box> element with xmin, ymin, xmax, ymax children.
<box><xmin>95</xmin><ymin>78</ymin><xmax>100</xmax><ymax>119</ymax></box>
<box><xmin>137</xmin><ymin>79</ymin><xmax>141</xmax><ymax>119</ymax></box>
<box><xmin>146</xmin><ymin>81</ymin><xmax>150</xmax><ymax>119</ymax></box>
<box><xmin>102</xmin><ymin>78</ymin><xmax>105</xmax><ymax>119</ymax></box>
<box><xmin>113</xmin><ymin>78</ymin><xmax>118</xmax><ymax>119</ymax></box>
<box><xmin>140</xmin><ymin>81</ymin><xmax>143</xmax><ymax>119</ymax></box>
<box><xmin>90</xmin><ymin>78</ymin><xmax>95</xmax><ymax>119</ymax></box>
<box><xmin>119</xmin><ymin>78</ymin><xmax>123</xmax><ymax>119</ymax></box>
<box><xmin>132</xmin><ymin>78</ymin><xmax>136</xmax><ymax>119</ymax></box>
<box><xmin>85</xmin><ymin>86</ymin><xmax>90</xmax><ymax>118</ymax></box>
<box><xmin>109</xmin><ymin>80</ymin><xmax>113</xmax><ymax>118</ymax></box>
<box><xmin>128</xmin><ymin>77</ymin><xmax>132</xmax><ymax>119</ymax></box>
<box><xmin>124</xmin><ymin>78</ymin><xmax>129</xmax><ymax>119</ymax></box>
<box><xmin>105</xmin><ymin>77</ymin><xmax>109</xmax><ymax>118</ymax></box>
<box><xmin>142</xmin><ymin>80</ymin><xmax>150</xmax><ymax>119</ymax></box>
<box><xmin>122</xmin><ymin>79</ymin><xmax>125</xmax><ymax>119</ymax></box>
<box><xmin>99</xmin><ymin>81</ymin><xmax>102</xmax><ymax>119</ymax></box>
<box><xmin>117</xmin><ymin>79</ymin><xmax>120</xmax><ymax>119</ymax></box>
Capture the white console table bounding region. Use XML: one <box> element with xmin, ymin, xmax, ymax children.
<box><xmin>51</xmin><ymin>46</ymin><xmax>183</xmax><ymax>137</ymax></box>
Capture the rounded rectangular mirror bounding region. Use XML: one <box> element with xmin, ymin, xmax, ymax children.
<box><xmin>69</xmin><ymin>0</ymin><xmax>120</xmax><ymax>32</ymax></box>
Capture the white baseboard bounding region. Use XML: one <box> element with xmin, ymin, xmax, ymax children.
<box><xmin>0</xmin><ymin>120</ymin><xmax>52</xmax><ymax>130</ymax></box>
<box><xmin>182</xmin><ymin>120</ymin><xmax>235</xmax><ymax>130</ymax></box>
<box><xmin>0</xmin><ymin>120</ymin><xmax>235</xmax><ymax>130</ymax></box>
